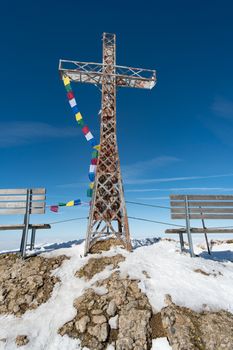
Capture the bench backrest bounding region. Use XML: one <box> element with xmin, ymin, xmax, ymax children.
<box><xmin>170</xmin><ymin>194</ymin><xmax>233</xmax><ymax>220</ymax></box>
<box><xmin>0</xmin><ymin>188</ymin><xmax>46</xmax><ymax>215</ymax></box>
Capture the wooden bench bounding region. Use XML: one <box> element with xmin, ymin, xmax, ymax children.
<box><xmin>0</xmin><ymin>188</ymin><xmax>50</xmax><ymax>258</ymax></box>
<box><xmin>165</xmin><ymin>195</ymin><xmax>233</xmax><ymax>257</ymax></box>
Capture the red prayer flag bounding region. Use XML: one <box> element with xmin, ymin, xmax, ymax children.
<box><xmin>91</xmin><ymin>158</ymin><xmax>98</xmax><ymax>165</ymax></box>
<box><xmin>82</xmin><ymin>126</ymin><xmax>89</xmax><ymax>135</ymax></box>
<box><xmin>67</xmin><ymin>91</ymin><xmax>74</xmax><ymax>100</ymax></box>
<box><xmin>50</xmin><ymin>205</ymin><xmax>59</xmax><ymax>213</ymax></box>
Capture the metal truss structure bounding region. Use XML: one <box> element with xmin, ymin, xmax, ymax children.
<box><xmin>59</xmin><ymin>33</ymin><xmax>156</xmax><ymax>255</ymax></box>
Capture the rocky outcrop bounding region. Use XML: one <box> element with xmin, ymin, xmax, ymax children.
<box><xmin>59</xmin><ymin>269</ymin><xmax>153</xmax><ymax>350</ymax></box>
<box><xmin>15</xmin><ymin>335</ymin><xmax>29</xmax><ymax>347</ymax></box>
<box><xmin>76</xmin><ymin>254</ymin><xmax>125</xmax><ymax>280</ymax></box>
<box><xmin>161</xmin><ymin>295</ymin><xmax>233</xmax><ymax>350</ymax></box>
<box><xmin>0</xmin><ymin>253</ymin><xmax>67</xmax><ymax>316</ymax></box>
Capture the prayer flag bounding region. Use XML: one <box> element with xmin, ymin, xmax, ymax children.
<box><xmin>82</xmin><ymin>126</ymin><xmax>89</xmax><ymax>135</ymax></box>
<box><xmin>89</xmin><ymin>164</ymin><xmax>96</xmax><ymax>173</ymax></box>
<box><xmin>92</xmin><ymin>150</ymin><xmax>98</xmax><ymax>158</ymax></box>
<box><xmin>87</xmin><ymin>189</ymin><xmax>93</xmax><ymax>197</ymax></box>
<box><xmin>67</xmin><ymin>91</ymin><xmax>74</xmax><ymax>100</ymax></box>
<box><xmin>66</xmin><ymin>200</ymin><xmax>74</xmax><ymax>207</ymax></box>
<box><xmin>89</xmin><ymin>172</ymin><xmax>95</xmax><ymax>182</ymax></box>
<box><xmin>63</xmin><ymin>76</ymin><xmax>70</xmax><ymax>86</ymax></box>
<box><xmin>94</xmin><ymin>145</ymin><xmax>100</xmax><ymax>151</ymax></box>
<box><xmin>89</xmin><ymin>138</ymin><xmax>97</xmax><ymax>147</ymax></box>
<box><xmin>91</xmin><ymin>158</ymin><xmax>98</xmax><ymax>165</ymax></box>
<box><xmin>65</xmin><ymin>84</ymin><xmax>72</xmax><ymax>92</ymax></box>
<box><xmin>72</xmin><ymin>105</ymin><xmax>79</xmax><ymax>114</ymax></box>
<box><xmin>74</xmin><ymin>199</ymin><xmax>81</xmax><ymax>206</ymax></box>
<box><xmin>85</xmin><ymin>131</ymin><xmax>93</xmax><ymax>141</ymax></box>
<box><xmin>78</xmin><ymin>119</ymin><xmax>84</xmax><ymax>127</ymax></box>
<box><xmin>58</xmin><ymin>202</ymin><xmax>66</xmax><ymax>207</ymax></box>
<box><xmin>50</xmin><ymin>205</ymin><xmax>59</xmax><ymax>213</ymax></box>
<box><xmin>89</xmin><ymin>182</ymin><xmax>94</xmax><ymax>189</ymax></box>
<box><xmin>69</xmin><ymin>98</ymin><xmax>77</xmax><ymax>108</ymax></box>
<box><xmin>75</xmin><ymin>112</ymin><xmax>82</xmax><ymax>121</ymax></box>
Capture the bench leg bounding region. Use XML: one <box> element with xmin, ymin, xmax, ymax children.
<box><xmin>179</xmin><ymin>233</ymin><xmax>185</xmax><ymax>252</ymax></box>
<box><xmin>185</xmin><ymin>196</ymin><xmax>195</xmax><ymax>257</ymax></box>
<box><xmin>30</xmin><ymin>228</ymin><xmax>36</xmax><ymax>250</ymax></box>
<box><xmin>204</xmin><ymin>233</ymin><xmax>211</xmax><ymax>255</ymax></box>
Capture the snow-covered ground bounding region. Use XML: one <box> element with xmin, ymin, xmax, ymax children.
<box><xmin>0</xmin><ymin>237</ymin><xmax>233</xmax><ymax>350</ymax></box>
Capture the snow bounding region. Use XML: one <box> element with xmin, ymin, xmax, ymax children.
<box><xmin>0</xmin><ymin>237</ymin><xmax>233</xmax><ymax>349</ymax></box>
<box><xmin>152</xmin><ymin>337</ymin><xmax>172</xmax><ymax>350</ymax></box>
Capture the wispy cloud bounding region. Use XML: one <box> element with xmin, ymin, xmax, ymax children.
<box><xmin>126</xmin><ymin>187</ymin><xmax>233</xmax><ymax>193</ymax></box>
<box><xmin>136</xmin><ymin>196</ymin><xmax>169</xmax><ymax>200</ymax></box>
<box><xmin>125</xmin><ymin>173</ymin><xmax>233</xmax><ymax>185</ymax></box>
<box><xmin>212</xmin><ymin>97</ymin><xmax>233</xmax><ymax>120</ymax></box>
<box><xmin>122</xmin><ymin>156</ymin><xmax>181</xmax><ymax>181</ymax></box>
<box><xmin>0</xmin><ymin>121</ymin><xmax>81</xmax><ymax>147</ymax></box>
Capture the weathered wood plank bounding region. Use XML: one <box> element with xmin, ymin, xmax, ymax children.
<box><xmin>166</xmin><ymin>228</ymin><xmax>233</xmax><ymax>234</ymax></box>
<box><xmin>172</xmin><ymin>214</ymin><xmax>233</xmax><ymax>220</ymax></box>
<box><xmin>171</xmin><ymin>207</ymin><xmax>233</xmax><ymax>214</ymax></box>
<box><xmin>170</xmin><ymin>195</ymin><xmax>233</xmax><ymax>200</ymax></box>
<box><xmin>171</xmin><ymin>201</ymin><xmax>233</xmax><ymax>207</ymax></box>
<box><xmin>0</xmin><ymin>188</ymin><xmax>45</xmax><ymax>195</ymax></box>
<box><xmin>0</xmin><ymin>202</ymin><xmax>45</xmax><ymax>209</ymax></box>
<box><xmin>0</xmin><ymin>208</ymin><xmax>45</xmax><ymax>215</ymax></box>
<box><xmin>0</xmin><ymin>195</ymin><xmax>45</xmax><ymax>201</ymax></box>
<box><xmin>0</xmin><ymin>224</ymin><xmax>51</xmax><ymax>230</ymax></box>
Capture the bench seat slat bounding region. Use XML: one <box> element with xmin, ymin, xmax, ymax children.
<box><xmin>170</xmin><ymin>195</ymin><xmax>233</xmax><ymax>200</ymax></box>
<box><xmin>0</xmin><ymin>195</ymin><xmax>46</xmax><ymax>202</ymax></box>
<box><xmin>166</xmin><ymin>228</ymin><xmax>233</xmax><ymax>234</ymax></box>
<box><xmin>0</xmin><ymin>208</ymin><xmax>45</xmax><ymax>215</ymax></box>
<box><xmin>0</xmin><ymin>224</ymin><xmax>51</xmax><ymax>230</ymax></box>
<box><xmin>0</xmin><ymin>188</ymin><xmax>45</xmax><ymax>195</ymax></box>
<box><xmin>0</xmin><ymin>202</ymin><xmax>45</xmax><ymax>209</ymax></box>
<box><xmin>171</xmin><ymin>207</ymin><xmax>233</xmax><ymax>214</ymax></box>
<box><xmin>172</xmin><ymin>214</ymin><xmax>233</xmax><ymax>220</ymax></box>
<box><xmin>171</xmin><ymin>201</ymin><xmax>233</xmax><ymax>207</ymax></box>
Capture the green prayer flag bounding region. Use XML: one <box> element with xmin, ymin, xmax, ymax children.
<box><xmin>65</xmin><ymin>84</ymin><xmax>72</xmax><ymax>92</ymax></box>
<box><xmin>92</xmin><ymin>150</ymin><xmax>98</xmax><ymax>158</ymax></box>
<box><xmin>58</xmin><ymin>202</ymin><xmax>66</xmax><ymax>207</ymax></box>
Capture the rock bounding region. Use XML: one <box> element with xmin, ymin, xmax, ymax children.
<box><xmin>109</xmin><ymin>315</ymin><xmax>119</xmax><ymax>329</ymax></box>
<box><xmin>75</xmin><ymin>315</ymin><xmax>90</xmax><ymax>333</ymax></box>
<box><xmin>107</xmin><ymin>300</ymin><xmax>117</xmax><ymax>316</ymax></box>
<box><xmin>0</xmin><ymin>254</ymin><xmax>68</xmax><ymax>316</ymax></box>
<box><xmin>92</xmin><ymin>314</ymin><xmax>107</xmax><ymax>324</ymax></box>
<box><xmin>161</xmin><ymin>303</ymin><xmax>233</xmax><ymax>350</ymax></box>
<box><xmin>92</xmin><ymin>309</ymin><xmax>103</xmax><ymax>315</ymax></box>
<box><xmin>15</xmin><ymin>335</ymin><xmax>29</xmax><ymax>347</ymax></box>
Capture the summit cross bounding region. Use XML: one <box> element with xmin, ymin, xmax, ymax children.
<box><xmin>59</xmin><ymin>32</ymin><xmax>156</xmax><ymax>255</ymax></box>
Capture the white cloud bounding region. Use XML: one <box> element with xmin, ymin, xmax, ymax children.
<box><xmin>122</xmin><ymin>156</ymin><xmax>181</xmax><ymax>181</ymax></box>
<box><xmin>0</xmin><ymin>121</ymin><xmax>81</xmax><ymax>147</ymax></box>
<box><xmin>212</xmin><ymin>97</ymin><xmax>233</xmax><ymax>119</ymax></box>
<box><xmin>125</xmin><ymin>173</ymin><xmax>233</xmax><ymax>185</ymax></box>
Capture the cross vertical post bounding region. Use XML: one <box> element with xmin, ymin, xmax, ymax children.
<box><xmin>59</xmin><ymin>32</ymin><xmax>156</xmax><ymax>255</ymax></box>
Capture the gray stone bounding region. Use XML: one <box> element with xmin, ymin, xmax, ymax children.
<box><xmin>107</xmin><ymin>300</ymin><xmax>117</xmax><ymax>316</ymax></box>
<box><xmin>15</xmin><ymin>335</ymin><xmax>29</xmax><ymax>347</ymax></box>
<box><xmin>75</xmin><ymin>315</ymin><xmax>90</xmax><ymax>333</ymax></box>
<box><xmin>92</xmin><ymin>314</ymin><xmax>107</xmax><ymax>324</ymax></box>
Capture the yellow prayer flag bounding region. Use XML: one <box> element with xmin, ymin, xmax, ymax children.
<box><xmin>66</xmin><ymin>200</ymin><xmax>74</xmax><ymax>207</ymax></box>
<box><xmin>75</xmin><ymin>112</ymin><xmax>82</xmax><ymax>121</ymax></box>
<box><xmin>63</xmin><ymin>75</ymin><xmax>70</xmax><ymax>86</ymax></box>
<box><xmin>89</xmin><ymin>182</ymin><xmax>94</xmax><ymax>189</ymax></box>
<box><xmin>93</xmin><ymin>145</ymin><xmax>100</xmax><ymax>151</ymax></box>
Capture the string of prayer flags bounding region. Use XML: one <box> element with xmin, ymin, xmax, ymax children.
<box><xmin>62</xmin><ymin>74</ymin><xmax>100</xmax><ymax>197</ymax></box>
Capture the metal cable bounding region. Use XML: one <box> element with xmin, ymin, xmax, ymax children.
<box><xmin>126</xmin><ymin>200</ymin><xmax>170</xmax><ymax>210</ymax></box>
<box><xmin>128</xmin><ymin>216</ymin><xmax>186</xmax><ymax>227</ymax></box>
<box><xmin>49</xmin><ymin>217</ymin><xmax>88</xmax><ymax>225</ymax></box>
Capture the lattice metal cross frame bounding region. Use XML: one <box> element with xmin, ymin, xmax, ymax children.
<box><xmin>59</xmin><ymin>33</ymin><xmax>156</xmax><ymax>255</ymax></box>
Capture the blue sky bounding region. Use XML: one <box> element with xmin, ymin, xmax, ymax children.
<box><xmin>1</xmin><ymin>0</ymin><xmax>233</xmax><ymax>249</ymax></box>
